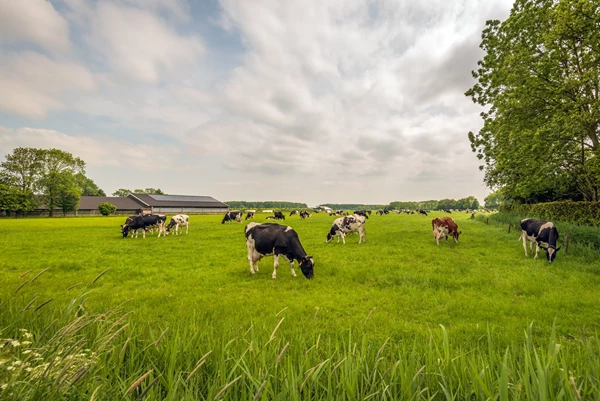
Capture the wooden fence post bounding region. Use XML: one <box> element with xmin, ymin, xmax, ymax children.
<box><xmin>508</xmin><ymin>224</ymin><xmax>511</xmax><ymax>233</ymax></box>
<box><xmin>486</xmin><ymin>218</ymin><xmax>489</xmax><ymax>225</ymax></box>
<box><xmin>564</xmin><ymin>234</ymin><xmax>569</xmax><ymax>255</ymax></box>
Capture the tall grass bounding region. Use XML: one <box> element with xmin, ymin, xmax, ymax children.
<box><xmin>2</xmin><ymin>281</ymin><xmax>600</xmax><ymax>400</ymax></box>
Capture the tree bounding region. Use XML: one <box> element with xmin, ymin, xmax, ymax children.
<box><xmin>466</xmin><ymin>0</ymin><xmax>600</xmax><ymax>202</ymax></box>
<box><xmin>0</xmin><ymin>184</ymin><xmax>33</xmax><ymax>216</ymax></box>
<box><xmin>0</xmin><ymin>147</ymin><xmax>44</xmax><ymax>212</ymax></box>
<box><xmin>134</xmin><ymin>188</ymin><xmax>165</xmax><ymax>195</ymax></box>
<box><xmin>38</xmin><ymin>149</ymin><xmax>85</xmax><ymax>217</ymax></box>
<box><xmin>112</xmin><ymin>188</ymin><xmax>132</xmax><ymax>197</ymax></box>
<box><xmin>75</xmin><ymin>173</ymin><xmax>105</xmax><ymax>196</ymax></box>
<box><xmin>484</xmin><ymin>190</ymin><xmax>505</xmax><ymax>209</ymax></box>
<box><xmin>98</xmin><ymin>202</ymin><xmax>117</xmax><ymax>216</ymax></box>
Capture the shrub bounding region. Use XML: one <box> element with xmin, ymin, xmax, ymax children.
<box><xmin>501</xmin><ymin>201</ymin><xmax>600</xmax><ymax>226</ymax></box>
<box><xmin>98</xmin><ymin>202</ymin><xmax>116</xmax><ymax>216</ymax></box>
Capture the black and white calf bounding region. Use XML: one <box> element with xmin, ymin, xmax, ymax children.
<box><xmin>166</xmin><ymin>214</ymin><xmax>189</xmax><ymax>235</ymax></box>
<box><xmin>245</xmin><ymin>211</ymin><xmax>255</xmax><ymax>220</ymax></box>
<box><xmin>121</xmin><ymin>214</ymin><xmax>166</xmax><ymax>238</ymax></box>
<box><xmin>273</xmin><ymin>211</ymin><xmax>285</xmax><ymax>220</ymax></box>
<box><xmin>326</xmin><ymin>214</ymin><xmax>367</xmax><ymax>244</ymax></box>
<box><xmin>289</xmin><ymin>210</ymin><xmax>298</xmax><ymax>216</ymax></box>
<box><xmin>520</xmin><ymin>218</ymin><xmax>560</xmax><ymax>263</ymax></box>
<box><xmin>245</xmin><ymin>223</ymin><xmax>314</xmax><ymax>279</ymax></box>
<box><xmin>222</xmin><ymin>211</ymin><xmax>243</xmax><ymax>224</ymax></box>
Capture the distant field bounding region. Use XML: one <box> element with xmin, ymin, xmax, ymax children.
<box><xmin>1</xmin><ymin>212</ymin><xmax>600</xmax><ymax>399</ymax></box>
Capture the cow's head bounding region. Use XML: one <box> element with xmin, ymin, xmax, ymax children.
<box><xmin>545</xmin><ymin>246</ymin><xmax>560</xmax><ymax>263</ymax></box>
<box><xmin>299</xmin><ymin>256</ymin><xmax>314</xmax><ymax>279</ymax></box>
<box><xmin>454</xmin><ymin>231</ymin><xmax>462</xmax><ymax>242</ymax></box>
<box><xmin>121</xmin><ymin>224</ymin><xmax>130</xmax><ymax>238</ymax></box>
<box><xmin>326</xmin><ymin>226</ymin><xmax>339</xmax><ymax>242</ymax></box>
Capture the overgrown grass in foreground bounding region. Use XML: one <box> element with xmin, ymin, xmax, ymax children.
<box><xmin>2</xmin><ymin>286</ymin><xmax>599</xmax><ymax>400</ymax></box>
<box><xmin>1</xmin><ymin>213</ymin><xmax>600</xmax><ymax>399</ymax></box>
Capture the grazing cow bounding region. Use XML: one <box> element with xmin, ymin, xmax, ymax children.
<box><xmin>289</xmin><ymin>210</ymin><xmax>298</xmax><ymax>217</ymax></box>
<box><xmin>326</xmin><ymin>214</ymin><xmax>367</xmax><ymax>244</ymax></box>
<box><xmin>520</xmin><ymin>218</ymin><xmax>560</xmax><ymax>263</ymax></box>
<box><xmin>121</xmin><ymin>214</ymin><xmax>166</xmax><ymax>238</ymax></box>
<box><xmin>222</xmin><ymin>211</ymin><xmax>243</xmax><ymax>224</ymax></box>
<box><xmin>354</xmin><ymin>210</ymin><xmax>369</xmax><ymax>219</ymax></box>
<box><xmin>417</xmin><ymin>209</ymin><xmax>428</xmax><ymax>216</ymax></box>
<box><xmin>431</xmin><ymin>217</ymin><xmax>461</xmax><ymax>245</ymax></box>
<box><xmin>166</xmin><ymin>214</ymin><xmax>189</xmax><ymax>235</ymax></box>
<box><xmin>245</xmin><ymin>211</ymin><xmax>255</xmax><ymax>220</ymax></box>
<box><xmin>376</xmin><ymin>209</ymin><xmax>384</xmax><ymax>216</ymax></box>
<box><xmin>300</xmin><ymin>211</ymin><xmax>312</xmax><ymax>219</ymax></box>
<box><xmin>443</xmin><ymin>209</ymin><xmax>452</xmax><ymax>214</ymax></box>
<box><xmin>266</xmin><ymin>216</ymin><xmax>276</xmax><ymax>220</ymax></box>
<box><xmin>273</xmin><ymin>211</ymin><xmax>285</xmax><ymax>220</ymax></box>
<box><xmin>245</xmin><ymin>223</ymin><xmax>314</xmax><ymax>279</ymax></box>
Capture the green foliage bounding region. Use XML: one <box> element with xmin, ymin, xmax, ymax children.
<box><xmin>467</xmin><ymin>0</ymin><xmax>600</xmax><ymax>202</ymax></box>
<box><xmin>227</xmin><ymin>201</ymin><xmax>308</xmax><ymax>209</ymax></box>
<box><xmin>37</xmin><ymin>150</ymin><xmax>85</xmax><ymax>217</ymax></box>
<box><xmin>74</xmin><ymin>173</ymin><xmax>105</xmax><ymax>196</ymax></box>
<box><xmin>501</xmin><ymin>201</ymin><xmax>600</xmax><ymax>227</ymax></box>
<box><xmin>484</xmin><ymin>189</ymin><xmax>505</xmax><ymax>209</ymax></box>
<box><xmin>133</xmin><ymin>188</ymin><xmax>165</xmax><ymax>195</ymax></box>
<box><xmin>389</xmin><ymin>196</ymin><xmax>480</xmax><ymax>211</ymax></box>
<box><xmin>112</xmin><ymin>188</ymin><xmax>131</xmax><ymax>197</ymax></box>
<box><xmin>1</xmin><ymin>213</ymin><xmax>600</xmax><ymax>399</ymax></box>
<box><xmin>98</xmin><ymin>202</ymin><xmax>117</xmax><ymax>216</ymax></box>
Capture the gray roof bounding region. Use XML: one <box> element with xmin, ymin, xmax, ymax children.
<box><xmin>78</xmin><ymin>196</ymin><xmax>142</xmax><ymax>210</ymax></box>
<box><xmin>128</xmin><ymin>193</ymin><xmax>228</xmax><ymax>208</ymax></box>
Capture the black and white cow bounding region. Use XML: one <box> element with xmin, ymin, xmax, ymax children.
<box><xmin>245</xmin><ymin>223</ymin><xmax>314</xmax><ymax>279</ymax></box>
<box><xmin>289</xmin><ymin>210</ymin><xmax>298</xmax><ymax>217</ymax></box>
<box><xmin>273</xmin><ymin>211</ymin><xmax>285</xmax><ymax>220</ymax></box>
<box><xmin>376</xmin><ymin>209</ymin><xmax>384</xmax><ymax>216</ymax></box>
<box><xmin>326</xmin><ymin>214</ymin><xmax>367</xmax><ymax>244</ymax></box>
<box><xmin>166</xmin><ymin>214</ymin><xmax>189</xmax><ymax>235</ymax></box>
<box><xmin>417</xmin><ymin>209</ymin><xmax>428</xmax><ymax>216</ymax></box>
<box><xmin>520</xmin><ymin>218</ymin><xmax>560</xmax><ymax>263</ymax></box>
<box><xmin>121</xmin><ymin>214</ymin><xmax>166</xmax><ymax>238</ymax></box>
<box><xmin>245</xmin><ymin>211</ymin><xmax>255</xmax><ymax>220</ymax></box>
<box><xmin>222</xmin><ymin>211</ymin><xmax>243</xmax><ymax>224</ymax></box>
<box><xmin>266</xmin><ymin>216</ymin><xmax>276</xmax><ymax>220</ymax></box>
<box><xmin>300</xmin><ymin>211</ymin><xmax>312</xmax><ymax>219</ymax></box>
<box><xmin>354</xmin><ymin>210</ymin><xmax>369</xmax><ymax>219</ymax></box>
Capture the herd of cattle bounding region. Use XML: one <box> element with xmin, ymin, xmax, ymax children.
<box><xmin>120</xmin><ymin>209</ymin><xmax>560</xmax><ymax>280</ymax></box>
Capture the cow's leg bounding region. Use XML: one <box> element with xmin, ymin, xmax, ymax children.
<box><xmin>185</xmin><ymin>223</ymin><xmax>188</xmax><ymax>234</ymax></box>
<box><xmin>534</xmin><ymin>243</ymin><xmax>540</xmax><ymax>259</ymax></box>
<box><xmin>272</xmin><ymin>254</ymin><xmax>279</xmax><ymax>279</ymax></box>
<box><xmin>142</xmin><ymin>229</ymin><xmax>146</xmax><ymax>239</ymax></box>
<box><xmin>453</xmin><ymin>233</ymin><xmax>459</xmax><ymax>244</ymax></box>
<box><xmin>521</xmin><ymin>232</ymin><xmax>528</xmax><ymax>256</ymax></box>
<box><xmin>435</xmin><ymin>231</ymin><xmax>443</xmax><ymax>245</ymax></box>
<box><xmin>283</xmin><ymin>255</ymin><xmax>296</xmax><ymax>277</ymax></box>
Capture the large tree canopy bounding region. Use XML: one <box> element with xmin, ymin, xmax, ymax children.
<box><xmin>467</xmin><ymin>0</ymin><xmax>600</xmax><ymax>202</ymax></box>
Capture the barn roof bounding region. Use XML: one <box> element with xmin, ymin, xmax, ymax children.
<box><xmin>128</xmin><ymin>193</ymin><xmax>228</xmax><ymax>208</ymax></box>
<box><xmin>79</xmin><ymin>196</ymin><xmax>141</xmax><ymax>210</ymax></box>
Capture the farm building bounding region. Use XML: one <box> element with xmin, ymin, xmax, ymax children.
<box><xmin>126</xmin><ymin>193</ymin><xmax>228</xmax><ymax>214</ymax></box>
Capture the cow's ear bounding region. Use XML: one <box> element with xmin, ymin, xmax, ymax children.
<box><xmin>555</xmin><ymin>247</ymin><xmax>561</xmax><ymax>252</ymax></box>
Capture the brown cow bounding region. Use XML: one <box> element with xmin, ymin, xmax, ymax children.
<box><xmin>432</xmin><ymin>217</ymin><xmax>461</xmax><ymax>245</ymax></box>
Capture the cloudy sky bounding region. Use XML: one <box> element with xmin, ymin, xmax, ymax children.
<box><xmin>0</xmin><ymin>0</ymin><xmax>512</xmax><ymax>206</ymax></box>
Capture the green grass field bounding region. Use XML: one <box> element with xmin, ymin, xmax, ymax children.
<box><xmin>1</xmin><ymin>212</ymin><xmax>600</xmax><ymax>399</ymax></box>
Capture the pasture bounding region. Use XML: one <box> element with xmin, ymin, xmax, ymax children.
<box><xmin>1</xmin><ymin>212</ymin><xmax>600</xmax><ymax>399</ymax></box>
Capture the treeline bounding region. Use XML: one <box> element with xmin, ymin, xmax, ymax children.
<box><xmin>389</xmin><ymin>196</ymin><xmax>480</xmax><ymax>211</ymax></box>
<box><xmin>226</xmin><ymin>201</ymin><xmax>308</xmax><ymax>209</ymax></box>
<box><xmin>0</xmin><ymin>147</ymin><xmax>105</xmax><ymax>216</ymax></box>
<box><xmin>321</xmin><ymin>204</ymin><xmax>386</xmax><ymax>210</ymax></box>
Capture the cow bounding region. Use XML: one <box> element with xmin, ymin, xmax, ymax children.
<box><xmin>222</xmin><ymin>211</ymin><xmax>243</xmax><ymax>224</ymax></box>
<box><xmin>431</xmin><ymin>217</ymin><xmax>461</xmax><ymax>245</ymax></box>
<box><xmin>443</xmin><ymin>209</ymin><xmax>452</xmax><ymax>214</ymax></box>
<box><xmin>354</xmin><ymin>210</ymin><xmax>369</xmax><ymax>219</ymax></box>
<box><xmin>266</xmin><ymin>216</ymin><xmax>276</xmax><ymax>220</ymax></box>
<box><xmin>417</xmin><ymin>209</ymin><xmax>428</xmax><ymax>216</ymax></box>
<box><xmin>245</xmin><ymin>223</ymin><xmax>314</xmax><ymax>279</ymax></box>
<box><xmin>273</xmin><ymin>211</ymin><xmax>285</xmax><ymax>220</ymax></box>
<box><xmin>245</xmin><ymin>211</ymin><xmax>255</xmax><ymax>220</ymax></box>
<box><xmin>289</xmin><ymin>210</ymin><xmax>298</xmax><ymax>217</ymax></box>
<box><xmin>376</xmin><ymin>209</ymin><xmax>384</xmax><ymax>216</ymax></box>
<box><xmin>519</xmin><ymin>218</ymin><xmax>560</xmax><ymax>263</ymax></box>
<box><xmin>121</xmin><ymin>214</ymin><xmax>166</xmax><ymax>238</ymax></box>
<box><xmin>326</xmin><ymin>214</ymin><xmax>367</xmax><ymax>244</ymax></box>
<box><xmin>165</xmin><ymin>214</ymin><xmax>189</xmax><ymax>235</ymax></box>
<box><xmin>300</xmin><ymin>211</ymin><xmax>312</xmax><ymax>219</ymax></box>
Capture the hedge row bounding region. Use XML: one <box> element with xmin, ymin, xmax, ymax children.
<box><xmin>500</xmin><ymin>201</ymin><xmax>600</xmax><ymax>226</ymax></box>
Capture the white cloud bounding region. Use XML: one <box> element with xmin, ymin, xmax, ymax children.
<box><xmin>0</xmin><ymin>51</ymin><xmax>96</xmax><ymax>118</ymax></box>
<box><xmin>0</xmin><ymin>0</ymin><xmax>71</xmax><ymax>53</ymax></box>
<box><xmin>82</xmin><ymin>2</ymin><xmax>204</xmax><ymax>83</ymax></box>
